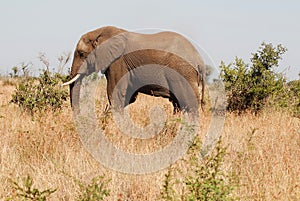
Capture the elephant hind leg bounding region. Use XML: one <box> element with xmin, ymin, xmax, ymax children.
<box><xmin>169</xmin><ymin>94</ymin><xmax>180</xmax><ymax>114</ymax></box>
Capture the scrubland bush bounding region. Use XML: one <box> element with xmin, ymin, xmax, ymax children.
<box><xmin>220</xmin><ymin>42</ymin><xmax>289</xmax><ymax>114</ymax></box>
<box><xmin>160</xmin><ymin>139</ymin><xmax>238</xmax><ymax>201</ymax></box>
<box><xmin>11</xmin><ymin>53</ymin><xmax>69</xmax><ymax>114</ymax></box>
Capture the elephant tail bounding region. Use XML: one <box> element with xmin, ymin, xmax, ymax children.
<box><xmin>197</xmin><ymin>64</ymin><xmax>206</xmax><ymax>110</ymax></box>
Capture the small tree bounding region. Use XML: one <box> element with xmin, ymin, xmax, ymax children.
<box><xmin>10</xmin><ymin>66</ymin><xmax>19</xmax><ymax>77</ymax></box>
<box><xmin>9</xmin><ymin>63</ymin><xmax>31</xmax><ymax>78</ymax></box>
<box><xmin>220</xmin><ymin>42</ymin><xmax>287</xmax><ymax>114</ymax></box>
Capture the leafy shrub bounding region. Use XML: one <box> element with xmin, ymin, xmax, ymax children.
<box><xmin>289</xmin><ymin>80</ymin><xmax>300</xmax><ymax>116</ymax></box>
<box><xmin>11</xmin><ymin>53</ymin><xmax>69</xmax><ymax>114</ymax></box>
<box><xmin>8</xmin><ymin>175</ymin><xmax>56</xmax><ymax>201</ymax></box>
<box><xmin>220</xmin><ymin>42</ymin><xmax>287</xmax><ymax>114</ymax></box>
<box><xmin>184</xmin><ymin>140</ymin><xmax>237</xmax><ymax>201</ymax></box>
<box><xmin>77</xmin><ymin>176</ymin><xmax>110</xmax><ymax>201</ymax></box>
<box><xmin>160</xmin><ymin>138</ymin><xmax>238</xmax><ymax>201</ymax></box>
<box><xmin>283</xmin><ymin>79</ymin><xmax>300</xmax><ymax>117</ymax></box>
<box><xmin>160</xmin><ymin>168</ymin><xmax>179</xmax><ymax>201</ymax></box>
<box><xmin>11</xmin><ymin>69</ymin><xmax>68</xmax><ymax>113</ymax></box>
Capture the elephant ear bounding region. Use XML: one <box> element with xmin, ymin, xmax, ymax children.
<box><xmin>78</xmin><ymin>32</ymin><xmax>127</xmax><ymax>74</ymax></box>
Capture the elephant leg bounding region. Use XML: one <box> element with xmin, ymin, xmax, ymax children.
<box><xmin>129</xmin><ymin>91</ymin><xmax>138</xmax><ymax>105</ymax></box>
<box><xmin>123</xmin><ymin>86</ymin><xmax>139</xmax><ymax>107</ymax></box>
<box><xmin>105</xmin><ymin>79</ymin><xmax>125</xmax><ymax>109</ymax></box>
<box><xmin>106</xmin><ymin>86</ymin><xmax>112</xmax><ymax>105</ymax></box>
<box><xmin>169</xmin><ymin>93</ymin><xmax>180</xmax><ymax>113</ymax></box>
<box><xmin>169</xmin><ymin>83</ymin><xmax>200</xmax><ymax>113</ymax></box>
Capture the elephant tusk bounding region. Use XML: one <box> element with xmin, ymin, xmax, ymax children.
<box><xmin>61</xmin><ymin>74</ymin><xmax>81</xmax><ymax>86</ymax></box>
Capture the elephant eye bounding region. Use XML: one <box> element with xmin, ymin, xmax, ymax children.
<box><xmin>78</xmin><ymin>51</ymin><xmax>87</xmax><ymax>58</ymax></box>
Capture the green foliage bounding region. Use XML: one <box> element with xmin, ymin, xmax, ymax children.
<box><xmin>220</xmin><ymin>42</ymin><xmax>287</xmax><ymax>113</ymax></box>
<box><xmin>77</xmin><ymin>176</ymin><xmax>110</xmax><ymax>201</ymax></box>
<box><xmin>160</xmin><ymin>138</ymin><xmax>238</xmax><ymax>201</ymax></box>
<box><xmin>10</xmin><ymin>52</ymin><xmax>70</xmax><ymax>114</ymax></box>
<box><xmin>281</xmin><ymin>80</ymin><xmax>300</xmax><ymax>117</ymax></box>
<box><xmin>11</xmin><ymin>69</ymin><xmax>68</xmax><ymax>113</ymax></box>
<box><xmin>8</xmin><ymin>175</ymin><xmax>56</xmax><ymax>201</ymax></box>
<box><xmin>11</xmin><ymin>66</ymin><xmax>19</xmax><ymax>77</ymax></box>
<box><xmin>160</xmin><ymin>168</ymin><xmax>179</xmax><ymax>201</ymax></box>
<box><xmin>184</xmin><ymin>140</ymin><xmax>237</xmax><ymax>201</ymax></box>
<box><xmin>289</xmin><ymin>80</ymin><xmax>300</xmax><ymax>117</ymax></box>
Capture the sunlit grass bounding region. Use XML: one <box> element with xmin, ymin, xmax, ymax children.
<box><xmin>0</xmin><ymin>79</ymin><xmax>299</xmax><ymax>200</ymax></box>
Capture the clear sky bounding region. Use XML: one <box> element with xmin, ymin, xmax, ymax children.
<box><xmin>0</xmin><ymin>0</ymin><xmax>299</xmax><ymax>80</ymax></box>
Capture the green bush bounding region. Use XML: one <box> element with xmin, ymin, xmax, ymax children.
<box><xmin>184</xmin><ymin>140</ymin><xmax>237</xmax><ymax>201</ymax></box>
<box><xmin>288</xmin><ymin>78</ymin><xmax>300</xmax><ymax>118</ymax></box>
<box><xmin>160</xmin><ymin>138</ymin><xmax>238</xmax><ymax>201</ymax></box>
<box><xmin>220</xmin><ymin>42</ymin><xmax>287</xmax><ymax>114</ymax></box>
<box><xmin>10</xmin><ymin>52</ymin><xmax>70</xmax><ymax>114</ymax></box>
<box><xmin>11</xmin><ymin>69</ymin><xmax>68</xmax><ymax>114</ymax></box>
<box><xmin>283</xmin><ymin>79</ymin><xmax>300</xmax><ymax>117</ymax></box>
<box><xmin>160</xmin><ymin>168</ymin><xmax>179</xmax><ymax>201</ymax></box>
<box><xmin>8</xmin><ymin>175</ymin><xmax>56</xmax><ymax>201</ymax></box>
<box><xmin>77</xmin><ymin>176</ymin><xmax>110</xmax><ymax>201</ymax></box>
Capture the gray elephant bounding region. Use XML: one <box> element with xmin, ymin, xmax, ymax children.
<box><xmin>63</xmin><ymin>26</ymin><xmax>206</xmax><ymax>112</ymax></box>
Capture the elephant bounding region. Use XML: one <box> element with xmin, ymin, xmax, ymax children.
<box><xmin>63</xmin><ymin>26</ymin><xmax>206</xmax><ymax>112</ymax></box>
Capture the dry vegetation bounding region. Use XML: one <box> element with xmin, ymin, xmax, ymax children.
<box><xmin>0</xmin><ymin>78</ymin><xmax>299</xmax><ymax>200</ymax></box>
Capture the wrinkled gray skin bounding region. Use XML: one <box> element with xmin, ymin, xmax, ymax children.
<box><xmin>68</xmin><ymin>26</ymin><xmax>205</xmax><ymax>112</ymax></box>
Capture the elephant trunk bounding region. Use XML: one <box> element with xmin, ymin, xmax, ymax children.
<box><xmin>69</xmin><ymin>79</ymin><xmax>81</xmax><ymax>113</ymax></box>
<box><xmin>201</xmin><ymin>73</ymin><xmax>205</xmax><ymax>109</ymax></box>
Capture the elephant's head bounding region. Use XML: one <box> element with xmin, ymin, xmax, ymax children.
<box><xmin>62</xmin><ymin>26</ymin><xmax>127</xmax><ymax>107</ymax></box>
<box><xmin>69</xmin><ymin>26</ymin><xmax>127</xmax><ymax>79</ymax></box>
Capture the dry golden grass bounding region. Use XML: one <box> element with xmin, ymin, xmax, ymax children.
<box><xmin>0</xmin><ymin>79</ymin><xmax>299</xmax><ymax>200</ymax></box>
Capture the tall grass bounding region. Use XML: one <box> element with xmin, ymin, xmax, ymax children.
<box><xmin>0</xmin><ymin>79</ymin><xmax>299</xmax><ymax>200</ymax></box>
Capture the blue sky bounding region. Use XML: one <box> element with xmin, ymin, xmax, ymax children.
<box><xmin>1</xmin><ymin>0</ymin><xmax>299</xmax><ymax>80</ymax></box>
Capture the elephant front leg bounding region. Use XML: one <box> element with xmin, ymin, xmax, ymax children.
<box><xmin>106</xmin><ymin>80</ymin><xmax>129</xmax><ymax>110</ymax></box>
<box><xmin>128</xmin><ymin>91</ymin><xmax>138</xmax><ymax>105</ymax></box>
<box><xmin>107</xmin><ymin>88</ymin><xmax>125</xmax><ymax>110</ymax></box>
<box><xmin>106</xmin><ymin>83</ymin><xmax>113</xmax><ymax>106</ymax></box>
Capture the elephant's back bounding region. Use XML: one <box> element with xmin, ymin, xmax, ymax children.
<box><xmin>126</xmin><ymin>31</ymin><xmax>205</xmax><ymax>71</ymax></box>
